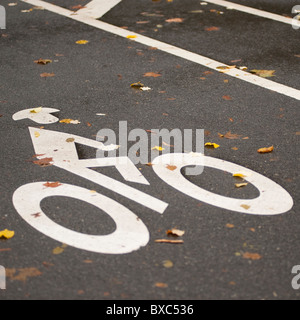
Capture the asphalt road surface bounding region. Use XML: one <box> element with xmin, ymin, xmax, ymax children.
<box><xmin>0</xmin><ymin>0</ymin><xmax>299</xmax><ymax>302</ymax></box>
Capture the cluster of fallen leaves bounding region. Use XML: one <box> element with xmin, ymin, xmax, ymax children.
<box><xmin>205</xmin><ymin>130</ymin><xmax>274</xmax><ymax>154</ymax></box>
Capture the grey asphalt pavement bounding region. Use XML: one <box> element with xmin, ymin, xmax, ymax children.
<box><xmin>0</xmin><ymin>0</ymin><xmax>299</xmax><ymax>302</ymax></box>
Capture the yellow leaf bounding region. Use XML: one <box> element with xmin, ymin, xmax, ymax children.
<box><xmin>59</xmin><ymin>119</ymin><xmax>81</xmax><ymax>124</ymax></box>
<box><xmin>250</xmin><ymin>69</ymin><xmax>275</xmax><ymax>78</ymax></box>
<box><xmin>235</xmin><ymin>183</ymin><xmax>248</xmax><ymax>188</ymax></box>
<box><xmin>0</xmin><ymin>229</ymin><xmax>15</xmax><ymax>239</ymax></box>
<box><xmin>34</xmin><ymin>59</ymin><xmax>52</xmax><ymax>65</ymax></box>
<box><xmin>233</xmin><ymin>171</ymin><xmax>250</xmax><ymax>178</ymax></box>
<box><xmin>241</xmin><ymin>204</ymin><xmax>251</xmax><ymax>210</ymax></box>
<box><xmin>257</xmin><ymin>145</ymin><xmax>274</xmax><ymax>153</ymax></box>
<box><xmin>76</xmin><ymin>40</ymin><xmax>89</xmax><ymax>44</ymax></box>
<box><xmin>205</xmin><ymin>142</ymin><xmax>220</xmax><ymax>148</ymax></box>
<box><xmin>152</xmin><ymin>146</ymin><xmax>165</xmax><ymax>151</ymax></box>
<box><xmin>126</xmin><ymin>35</ymin><xmax>137</xmax><ymax>39</ymax></box>
<box><xmin>30</xmin><ymin>107</ymin><xmax>43</xmax><ymax>113</ymax></box>
<box><xmin>34</xmin><ymin>131</ymin><xmax>40</xmax><ymax>138</ymax></box>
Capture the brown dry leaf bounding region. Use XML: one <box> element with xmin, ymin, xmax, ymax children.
<box><xmin>165</xmin><ymin>18</ymin><xmax>184</xmax><ymax>23</ymax></box>
<box><xmin>226</xmin><ymin>223</ymin><xmax>234</xmax><ymax>228</ymax></box>
<box><xmin>43</xmin><ymin>181</ymin><xmax>62</xmax><ymax>188</ymax></box>
<box><xmin>243</xmin><ymin>252</ymin><xmax>262</xmax><ymax>260</ymax></box>
<box><xmin>166</xmin><ymin>165</ymin><xmax>177</xmax><ymax>171</ymax></box>
<box><xmin>34</xmin><ymin>58</ymin><xmax>52</xmax><ymax>65</ymax></box>
<box><xmin>257</xmin><ymin>145</ymin><xmax>274</xmax><ymax>153</ymax></box>
<box><xmin>33</xmin><ymin>157</ymin><xmax>53</xmax><ymax>167</ymax></box>
<box><xmin>166</xmin><ymin>228</ymin><xmax>185</xmax><ymax>237</ymax></box>
<box><xmin>40</xmin><ymin>72</ymin><xmax>55</xmax><ymax>78</ymax></box>
<box><xmin>155</xmin><ymin>282</ymin><xmax>168</xmax><ymax>288</ymax></box>
<box><xmin>6</xmin><ymin>268</ymin><xmax>42</xmax><ymax>282</ymax></box>
<box><xmin>143</xmin><ymin>72</ymin><xmax>161</xmax><ymax>78</ymax></box>
<box><xmin>70</xmin><ymin>4</ymin><xmax>86</xmax><ymax>9</ymax></box>
<box><xmin>224</xmin><ymin>131</ymin><xmax>241</xmax><ymax>139</ymax></box>
<box><xmin>250</xmin><ymin>70</ymin><xmax>275</xmax><ymax>78</ymax></box>
<box><xmin>222</xmin><ymin>95</ymin><xmax>232</xmax><ymax>100</ymax></box>
<box><xmin>155</xmin><ymin>239</ymin><xmax>184</xmax><ymax>244</ymax></box>
<box><xmin>205</xmin><ymin>26</ymin><xmax>220</xmax><ymax>31</ymax></box>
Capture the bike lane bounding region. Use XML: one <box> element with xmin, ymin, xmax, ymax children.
<box><xmin>0</xmin><ymin>0</ymin><xmax>299</xmax><ymax>300</ymax></box>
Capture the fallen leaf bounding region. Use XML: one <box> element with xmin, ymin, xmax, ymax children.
<box><xmin>152</xmin><ymin>146</ymin><xmax>165</xmax><ymax>151</ymax></box>
<box><xmin>43</xmin><ymin>181</ymin><xmax>62</xmax><ymax>188</ymax></box>
<box><xmin>162</xmin><ymin>260</ymin><xmax>174</xmax><ymax>268</ymax></box>
<box><xmin>66</xmin><ymin>138</ymin><xmax>75</xmax><ymax>143</ymax></box>
<box><xmin>126</xmin><ymin>35</ymin><xmax>137</xmax><ymax>39</ymax></box>
<box><xmin>226</xmin><ymin>223</ymin><xmax>234</xmax><ymax>228</ymax></box>
<box><xmin>76</xmin><ymin>40</ymin><xmax>89</xmax><ymax>44</ymax></box>
<box><xmin>52</xmin><ymin>244</ymin><xmax>67</xmax><ymax>255</ymax></box>
<box><xmin>205</xmin><ymin>26</ymin><xmax>220</xmax><ymax>31</ymax></box>
<box><xmin>6</xmin><ymin>268</ymin><xmax>42</xmax><ymax>282</ymax></box>
<box><xmin>143</xmin><ymin>72</ymin><xmax>161</xmax><ymax>78</ymax></box>
<box><xmin>217</xmin><ymin>65</ymin><xmax>236</xmax><ymax>70</ymax></box>
<box><xmin>233</xmin><ymin>172</ymin><xmax>250</xmax><ymax>178</ymax></box>
<box><xmin>224</xmin><ymin>131</ymin><xmax>241</xmax><ymax>139</ymax></box>
<box><xmin>155</xmin><ymin>282</ymin><xmax>168</xmax><ymax>288</ymax></box>
<box><xmin>257</xmin><ymin>145</ymin><xmax>274</xmax><ymax>153</ymax></box>
<box><xmin>33</xmin><ymin>157</ymin><xmax>53</xmax><ymax>167</ymax></box>
<box><xmin>165</xmin><ymin>18</ymin><xmax>184</xmax><ymax>23</ymax></box>
<box><xmin>250</xmin><ymin>69</ymin><xmax>275</xmax><ymax>78</ymax></box>
<box><xmin>131</xmin><ymin>81</ymin><xmax>144</xmax><ymax>89</ymax></box>
<box><xmin>155</xmin><ymin>239</ymin><xmax>184</xmax><ymax>244</ymax></box>
<box><xmin>30</xmin><ymin>107</ymin><xmax>43</xmax><ymax>113</ymax></box>
<box><xmin>222</xmin><ymin>95</ymin><xmax>232</xmax><ymax>100</ymax></box>
<box><xmin>243</xmin><ymin>252</ymin><xmax>262</xmax><ymax>260</ymax></box>
<box><xmin>240</xmin><ymin>204</ymin><xmax>251</xmax><ymax>210</ymax></box>
<box><xmin>40</xmin><ymin>73</ymin><xmax>55</xmax><ymax>78</ymax></box>
<box><xmin>31</xmin><ymin>213</ymin><xmax>41</xmax><ymax>218</ymax></box>
<box><xmin>0</xmin><ymin>229</ymin><xmax>15</xmax><ymax>239</ymax></box>
<box><xmin>205</xmin><ymin>142</ymin><xmax>220</xmax><ymax>148</ymax></box>
<box><xmin>34</xmin><ymin>131</ymin><xmax>40</xmax><ymax>138</ymax></box>
<box><xmin>235</xmin><ymin>183</ymin><xmax>248</xmax><ymax>188</ymax></box>
<box><xmin>59</xmin><ymin>119</ymin><xmax>81</xmax><ymax>124</ymax></box>
<box><xmin>166</xmin><ymin>165</ymin><xmax>177</xmax><ymax>171</ymax></box>
<box><xmin>70</xmin><ymin>4</ymin><xmax>86</xmax><ymax>9</ymax></box>
<box><xmin>166</xmin><ymin>228</ymin><xmax>185</xmax><ymax>236</ymax></box>
<box><xmin>34</xmin><ymin>58</ymin><xmax>52</xmax><ymax>65</ymax></box>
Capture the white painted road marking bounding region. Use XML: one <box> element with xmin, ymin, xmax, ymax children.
<box><xmin>28</xmin><ymin>127</ymin><xmax>168</xmax><ymax>214</ymax></box>
<box><xmin>20</xmin><ymin>0</ymin><xmax>300</xmax><ymax>101</ymax></box>
<box><xmin>13</xmin><ymin>108</ymin><xmax>60</xmax><ymax>124</ymax></box>
<box><xmin>13</xmin><ymin>182</ymin><xmax>150</xmax><ymax>254</ymax></box>
<box><xmin>152</xmin><ymin>153</ymin><xmax>294</xmax><ymax>215</ymax></box>
<box><xmin>77</xmin><ymin>0</ymin><xmax>122</xmax><ymax>19</ymax></box>
<box><xmin>204</xmin><ymin>0</ymin><xmax>294</xmax><ymax>25</ymax></box>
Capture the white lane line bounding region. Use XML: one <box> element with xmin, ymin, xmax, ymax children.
<box><xmin>21</xmin><ymin>0</ymin><xmax>300</xmax><ymax>101</ymax></box>
<box><xmin>204</xmin><ymin>0</ymin><xmax>293</xmax><ymax>25</ymax></box>
<box><xmin>78</xmin><ymin>0</ymin><xmax>122</xmax><ymax>19</ymax></box>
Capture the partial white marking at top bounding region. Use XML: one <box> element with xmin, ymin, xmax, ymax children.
<box><xmin>204</xmin><ymin>0</ymin><xmax>294</xmax><ymax>25</ymax></box>
<box><xmin>77</xmin><ymin>0</ymin><xmax>122</xmax><ymax>19</ymax></box>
